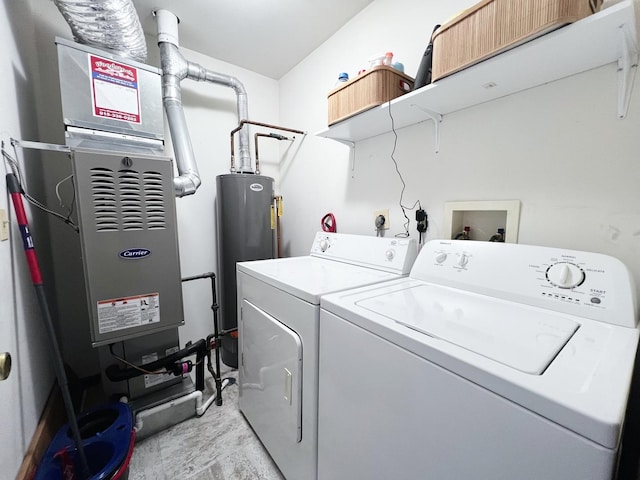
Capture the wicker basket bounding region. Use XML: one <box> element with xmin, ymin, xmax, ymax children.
<box><xmin>432</xmin><ymin>0</ymin><xmax>602</xmax><ymax>82</ymax></box>
<box><xmin>328</xmin><ymin>66</ymin><xmax>414</xmax><ymax>125</ymax></box>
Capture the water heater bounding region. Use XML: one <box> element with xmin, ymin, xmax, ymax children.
<box><xmin>217</xmin><ymin>173</ymin><xmax>275</xmax><ymax>367</ymax></box>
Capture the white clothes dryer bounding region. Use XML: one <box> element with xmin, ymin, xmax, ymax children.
<box><xmin>237</xmin><ymin>232</ymin><xmax>417</xmax><ymax>480</ymax></box>
<box><xmin>318</xmin><ymin>239</ymin><xmax>639</xmax><ymax>480</ymax></box>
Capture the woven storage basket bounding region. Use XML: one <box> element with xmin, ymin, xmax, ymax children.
<box><xmin>328</xmin><ymin>66</ymin><xmax>414</xmax><ymax>125</ymax></box>
<box><xmin>432</xmin><ymin>0</ymin><xmax>602</xmax><ymax>81</ymax></box>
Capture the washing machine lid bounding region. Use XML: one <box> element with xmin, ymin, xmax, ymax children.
<box><xmin>238</xmin><ymin>256</ymin><xmax>402</xmax><ymax>305</ymax></box>
<box><xmin>322</xmin><ymin>278</ymin><xmax>639</xmax><ymax>449</ymax></box>
<box><xmin>356</xmin><ymin>283</ymin><xmax>579</xmax><ymax>375</ymax></box>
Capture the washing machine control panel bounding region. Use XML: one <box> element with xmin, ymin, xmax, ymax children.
<box><xmin>545</xmin><ymin>262</ymin><xmax>585</xmax><ymax>289</ymax></box>
<box><xmin>412</xmin><ymin>240</ymin><xmax>636</xmax><ymax>327</ymax></box>
<box><xmin>310</xmin><ymin>232</ymin><xmax>418</xmax><ymax>275</ymax></box>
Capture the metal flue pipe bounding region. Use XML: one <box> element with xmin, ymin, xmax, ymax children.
<box><xmin>155</xmin><ymin>9</ymin><xmax>254</xmax><ymax>195</ymax></box>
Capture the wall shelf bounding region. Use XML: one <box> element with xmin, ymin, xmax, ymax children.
<box><xmin>316</xmin><ymin>0</ymin><xmax>638</xmax><ymax>145</ymax></box>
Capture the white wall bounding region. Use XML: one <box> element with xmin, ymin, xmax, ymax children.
<box><xmin>0</xmin><ymin>0</ymin><xmax>55</xmax><ymax>478</ymax></box>
<box><xmin>278</xmin><ymin>0</ymin><xmax>640</xmax><ymax>302</ymax></box>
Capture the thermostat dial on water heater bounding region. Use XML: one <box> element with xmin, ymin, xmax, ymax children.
<box><xmin>545</xmin><ymin>262</ymin><xmax>586</xmax><ymax>289</ymax></box>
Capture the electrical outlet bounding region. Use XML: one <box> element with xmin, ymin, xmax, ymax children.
<box><xmin>373</xmin><ymin>209</ymin><xmax>389</xmax><ymax>230</ymax></box>
<box><xmin>0</xmin><ymin>209</ymin><xmax>8</xmax><ymax>241</ymax></box>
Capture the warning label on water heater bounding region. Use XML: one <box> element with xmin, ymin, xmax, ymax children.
<box><xmin>89</xmin><ymin>54</ymin><xmax>141</xmax><ymax>124</ymax></box>
<box><xmin>97</xmin><ymin>293</ymin><xmax>160</xmax><ymax>334</ymax></box>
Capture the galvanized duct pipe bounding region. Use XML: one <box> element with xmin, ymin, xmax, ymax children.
<box><xmin>156</xmin><ymin>10</ymin><xmax>253</xmax><ymax>197</ymax></box>
<box><xmin>52</xmin><ymin>0</ymin><xmax>147</xmax><ymax>63</ymax></box>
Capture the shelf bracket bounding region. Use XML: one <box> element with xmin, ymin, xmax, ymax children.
<box><xmin>617</xmin><ymin>22</ymin><xmax>638</xmax><ymax>119</ymax></box>
<box><xmin>332</xmin><ymin>139</ymin><xmax>356</xmax><ymax>173</ymax></box>
<box><xmin>410</xmin><ymin>104</ymin><xmax>443</xmax><ymax>153</ymax></box>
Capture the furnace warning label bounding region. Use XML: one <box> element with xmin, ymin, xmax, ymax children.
<box><xmin>89</xmin><ymin>54</ymin><xmax>141</xmax><ymax>124</ymax></box>
<box><xmin>97</xmin><ymin>293</ymin><xmax>160</xmax><ymax>334</ymax></box>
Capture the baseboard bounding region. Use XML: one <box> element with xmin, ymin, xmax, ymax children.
<box><xmin>15</xmin><ymin>385</ymin><xmax>65</xmax><ymax>480</ymax></box>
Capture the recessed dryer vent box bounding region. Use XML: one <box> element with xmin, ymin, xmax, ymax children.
<box><xmin>444</xmin><ymin>200</ymin><xmax>520</xmax><ymax>243</ymax></box>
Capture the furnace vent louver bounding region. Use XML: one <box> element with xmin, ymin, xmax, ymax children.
<box><xmin>143</xmin><ymin>172</ymin><xmax>166</xmax><ymax>230</ymax></box>
<box><xmin>90</xmin><ymin>167</ymin><xmax>167</xmax><ymax>232</ymax></box>
<box><xmin>119</xmin><ymin>169</ymin><xmax>143</xmax><ymax>231</ymax></box>
<box><xmin>91</xmin><ymin>167</ymin><xmax>118</xmax><ymax>232</ymax></box>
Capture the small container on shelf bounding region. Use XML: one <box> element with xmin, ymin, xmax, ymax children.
<box><xmin>367</xmin><ymin>52</ymin><xmax>386</xmax><ymax>68</ymax></box>
<box><xmin>335</xmin><ymin>72</ymin><xmax>349</xmax><ymax>87</ymax></box>
<box><xmin>327</xmin><ymin>65</ymin><xmax>414</xmax><ymax>126</ymax></box>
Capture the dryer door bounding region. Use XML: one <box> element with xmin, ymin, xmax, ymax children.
<box><xmin>239</xmin><ymin>299</ymin><xmax>303</xmax><ymax>443</ymax></box>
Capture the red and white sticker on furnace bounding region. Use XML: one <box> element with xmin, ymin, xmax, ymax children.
<box><xmin>89</xmin><ymin>54</ymin><xmax>142</xmax><ymax>124</ymax></box>
<box><xmin>97</xmin><ymin>293</ymin><xmax>160</xmax><ymax>334</ymax></box>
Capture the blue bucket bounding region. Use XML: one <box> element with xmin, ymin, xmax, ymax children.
<box><xmin>35</xmin><ymin>402</ymin><xmax>135</xmax><ymax>480</ymax></box>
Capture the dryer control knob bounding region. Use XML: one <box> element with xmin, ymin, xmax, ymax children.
<box><xmin>385</xmin><ymin>249</ymin><xmax>395</xmax><ymax>261</ymax></box>
<box><xmin>546</xmin><ymin>262</ymin><xmax>585</xmax><ymax>289</ymax></box>
<box><xmin>435</xmin><ymin>252</ymin><xmax>447</xmax><ymax>264</ymax></box>
<box><xmin>458</xmin><ymin>253</ymin><xmax>469</xmax><ymax>267</ymax></box>
<box><xmin>319</xmin><ymin>239</ymin><xmax>330</xmax><ymax>252</ymax></box>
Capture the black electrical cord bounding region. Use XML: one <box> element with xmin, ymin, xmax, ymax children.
<box><xmin>387</xmin><ymin>100</ymin><xmax>422</xmax><ymax>238</ymax></box>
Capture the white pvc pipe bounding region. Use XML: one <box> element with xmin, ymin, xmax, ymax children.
<box><xmin>155</xmin><ymin>9</ymin><xmax>180</xmax><ymax>47</ymax></box>
<box><xmin>134</xmin><ymin>390</ymin><xmax>202</xmax><ymax>433</ymax></box>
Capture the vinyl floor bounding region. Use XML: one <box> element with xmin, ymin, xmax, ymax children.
<box><xmin>128</xmin><ymin>368</ymin><xmax>284</xmax><ymax>480</ymax></box>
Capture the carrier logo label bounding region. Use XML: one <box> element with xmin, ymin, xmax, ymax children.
<box><xmin>119</xmin><ymin>248</ymin><xmax>151</xmax><ymax>259</ymax></box>
<box><xmin>249</xmin><ymin>183</ymin><xmax>264</xmax><ymax>192</ymax></box>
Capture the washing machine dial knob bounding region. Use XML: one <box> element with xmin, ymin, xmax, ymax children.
<box><xmin>319</xmin><ymin>239</ymin><xmax>330</xmax><ymax>252</ymax></box>
<box><xmin>458</xmin><ymin>253</ymin><xmax>469</xmax><ymax>267</ymax></box>
<box><xmin>385</xmin><ymin>249</ymin><xmax>395</xmax><ymax>261</ymax></box>
<box><xmin>546</xmin><ymin>262</ymin><xmax>585</xmax><ymax>289</ymax></box>
<box><xmin>435</xmin><ymin>252</ymin><xmax>447</xmax><ymax>264</ymax></box>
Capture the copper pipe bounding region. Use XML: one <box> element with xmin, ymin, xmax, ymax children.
<box><xmin>254</xmin><ymin>132</ymin><xmax>292</xmax><ymax>175</ymax></box>
<box><xmin>230</xmin><ymin>120</ymin><xmax>306</xmax><ymax>173</ymax></box>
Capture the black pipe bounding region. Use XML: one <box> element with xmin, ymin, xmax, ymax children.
<box><xmin>182</xmin><ymin>271</ymin><xmax>216</xmax><ymax>282</ymax></box>
<box><xmin>194</xmin><ymin>342</ymin><xmax>205</xmax><ymax>392</ymax></box>
<box><xmin>183</xmin><ymin>272</ymin><xmax>223</xmax><ymax>405</ymax></box>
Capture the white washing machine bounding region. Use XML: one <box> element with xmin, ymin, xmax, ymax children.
<box><xmin>318</xmin><ymin>239</ymin><xmax>639</xmax><ymax>480</ymax></box>
<box><xmin>237</xmin><ymin>232</ymin><xmax>418</xmax><ymax>480</ymax></box>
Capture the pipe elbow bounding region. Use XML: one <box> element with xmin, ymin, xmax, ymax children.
<box><xmin>229</xmin><ymin>77</ymin><xmax>247</xmax><ymax>96</ymax></box>
<box><xmin>174</xmin><ymin>173</ymin><xmax>202</xmax><ymax>197</ymax></box>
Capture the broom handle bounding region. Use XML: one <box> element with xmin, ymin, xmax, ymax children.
<box><xmin>6</xmin><ymin>173</ymin><xmax>91</xmax><ymax>479</ymax></box>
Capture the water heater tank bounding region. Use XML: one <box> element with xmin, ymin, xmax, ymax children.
<box><xmin>216</xmin><ymin>174</ymin><xmax>275</xmax><ymax>367</ymax></box>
